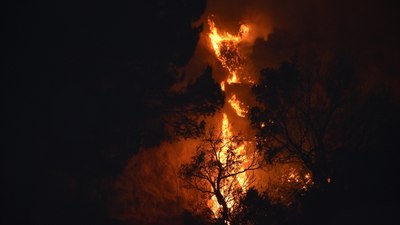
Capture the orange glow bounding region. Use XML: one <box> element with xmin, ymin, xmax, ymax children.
<box><xmin>207</xmin><ymin>17</ymin><xmax>252</xmax><ymax>218</ymax></box>
<box><xmin>227</xmin><ymin>72</ymin><xmax>239</xmax><ymax>84</ymax></box>
<box><xmin>208</xmin><ymin>113</ymin><xmax>248</xmax><ymax>217</ymax></box>
<box><xmin>228</xmin><ymin>94</ymin><xmax>248</xmax><ymax>117</ymax></box>
<box><xmin>220</xmin><ymin>81</ymin><xmax>225</xmax><ymax>91</ymax></box>
<box><xmin>286</xmin><ymin>168</ymin><xmax>314</xmax><ymax>191</ymax></box>
<box><xmin>208</xmin><ymin>18</ymin><xmax>249</xmax><ymax>85</ymax></box>
<box><xmin>206</xmin><ymin>17</ymin><xmax>312</xmax><ymax>218</ymax></box>
<box><xmin>222</xmin><ymin>113</ymin><xmax>232</xmax><ymax>138</ymax></box>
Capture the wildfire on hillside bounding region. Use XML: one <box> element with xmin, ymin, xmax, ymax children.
<box><xmin>206</xmin><ymin>16</ymin><xmax>313</xmax><ymax>217</ymax></box>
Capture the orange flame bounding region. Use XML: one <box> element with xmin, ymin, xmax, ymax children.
<box><xmin>208</xmin><ymin>18</ymin><xmax>250</xmax><ymax>118</ymax></box>
<box><xmin>227</xmin><ymin>72</ymin><xmax>239</xmax><ymax>84</ymax></box>
<box><xmin>285</xmin><ymin>168</ymin><xmax>314</xmax><ymax>191</ymax></box>
<box><xmin>220</xmin><ymin>81</ymin><xmax>225</xmax><ymax>91</ymax></box>
<box><xmin>208</xmin><ymin>113</ymin><xmax>248</xmax><ymax>217</ymax></box>
<box><xmin>207</xmin><ymin>17</ymin><xmax>312</xmax><ymax>218</ymax></box>
<box><xmin>208</xmin><ymin>18</ymin><xmax>248</xmax><ymax>84</ymax></box>
<box><xmin>207</xmin><ymin>17</ymin><xmax>251</xmax><ymax>218</ymax></box>
<box><xmin>228</xmin><ymin>94</ymin><xmax>248</xmax><ymax>117</ymax></box>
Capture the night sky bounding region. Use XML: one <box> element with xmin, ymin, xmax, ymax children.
<box><xmin>2</xmin><ymin>0</ymin><xmax>400</xmax><ymax>225</ymax></box>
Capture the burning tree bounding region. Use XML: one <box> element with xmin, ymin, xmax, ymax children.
<box><xmin>250</xmin><ymin>57</ymin><xmax>357</xmax><ymax>188</ymax></box>
<box><xmin>179</xmin><ymin>131</ymin><xmax>262</xmax><ymax>223</ymax></box>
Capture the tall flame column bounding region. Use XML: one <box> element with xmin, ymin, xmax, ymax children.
<box><xmin>207</xmin><ymin>18</ymin><xmax>253</xmax><ymax>217</ymax></box>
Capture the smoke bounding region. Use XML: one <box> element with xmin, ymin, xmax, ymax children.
<box><xmin>109</xmin><ymin>115</ymin><xmax>255</xmax><ymax>225</ymax></box>
<box><xmin>110</xmin><ymin>140</ymin><xmax>205</xmax><ymax>225</ymax></box>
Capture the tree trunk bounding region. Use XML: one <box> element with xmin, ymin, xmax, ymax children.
<box><xmin>215</xmin><ymin>190</ymin><xmax>229</xmax><ymax>224</ymax></box>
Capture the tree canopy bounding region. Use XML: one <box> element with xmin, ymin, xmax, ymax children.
<box><xmin>250</xmin><ymin>57</ymin><xmax>359</xmax><ymax>187</ymax></box>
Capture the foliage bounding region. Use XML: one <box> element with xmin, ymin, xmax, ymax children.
<box><xmin>231</xmin><ymin>188</ymin><xmax>289</xmax><ymax>225</ymax></box>
<box><xmin>165</xmin><ymin>66</ymin><xmax>225</xmax><ymax>139</ymax></box>
<box><xmin>250</xmin><ymin>57</ymin><xmax>357</xmax><ymax>187</ymax></box>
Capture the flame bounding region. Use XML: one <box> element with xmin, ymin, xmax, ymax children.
<box><xmin>227</xmin><ymin>72</ymin><xmax>239</xmax><ymax>84</ymax></box>
<box><xmin>207</xmin><ymin>17</ymin><xmax>251</xmax><ymax>217</ymax></box>
<box><xmin>286</xmin><ymin>168</ymin><xmax>314</xmax><ymax>191</ymax></box>
<box><xmin>220</xmin><ymin>81</ymin><xmax>225</xmax><ymax>91</ymax></box>
<box><xmin>228</xmin><ymin>94</ymin><xmax>248</xmax><ymax>117</ymax></box>
<box><xmin>208</xmin><ymin>113</ymin><xmax>248</xmax><ymax>217</ymax></box>
<box><xmin>222</xmin><ymin>113</ymin><xmax>232</xmax><ymax>138</ymax></box>
<box><xmin>206</xmin><ymin>17</ymin><xmax>312</xmax><ymax>218</ymax></box>
<box><xmin>208</xmin><ymin>18</ymin><xmax>248</xmax><ymax>85</ymax></box>
<box><xmin>208</xmin><ymin>18</ymin><xmax>250</xmax><ymax>118</ymax></box>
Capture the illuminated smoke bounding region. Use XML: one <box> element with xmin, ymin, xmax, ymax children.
<box><xmin>110</xmin><ymin>140</ymin><xmax>205</xmax><ymax>225</ymax></box>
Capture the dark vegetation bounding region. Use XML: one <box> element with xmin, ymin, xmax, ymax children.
<box><xmin>248</xmin><ymin>57</ymin><xmax>400</xmax><ymax>225</ymax></box>
<box><xmin>250</xmin><ymin>57</ymin><xmax>358</xmax><ymax>188</ymax></box>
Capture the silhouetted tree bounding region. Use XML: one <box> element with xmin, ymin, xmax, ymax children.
<box><xmin>164</xmin><ymin>66</ymin><xmax>225</xmax><ymax>139</ymax></box>
<box><xmin>231</xmin><ymin>188</ymin><xmax>289</xmax><ymax>225</ymax></box>
<box><xmin>179</xmin><ymin>131</ymin><xmax>262</xmax><ymax>224</ymax></box>
<box><xmin>250</xmin><ymin>57</ymin><xmax>358</xmax><ymax>188</ymax></box>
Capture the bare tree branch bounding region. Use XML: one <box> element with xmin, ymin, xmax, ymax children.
<box><xmin>179</xmin><ymin>131</ymin><xmax>263</xmax><ymax>223</ymax></box>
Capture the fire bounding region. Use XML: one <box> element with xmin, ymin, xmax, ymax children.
<box><xmin>220</xmin><ymin>81</ymin><xmax>225</xmax><ymax>91</ymax></box>
<box><xmin>206</xmin><ymin>17</ymin><xmax>313</xmax><ymax>219</ymax></box>
<box><xmin>208</xmin><ymin>17</ymin><xmax>252</xmax><ymax>119</ymax></box>
<box><xmin>286</xmin><ymin>168</ymin><xmax>314</xmax><ymax>191</ymax></box>
<box><xmin>227</xmin><ymin>72</ymin><xmax>239</xmax><ymax>84</ymax></box>
<box><xmin>207</xmin><ymin>17</ymin><xmax>252</xmax><ymax>218</ymax></box>
<box><xmin>208</xmin><ymin>18</ymin><xmax>249</xmax><ymax>85</ymax></box>
<box><xmin>208</xmin><ymin>113</ymin><xmax>248</xmax><ymax>217</ymax></box>
<box><xmin>228</xmin><ymin>94</ymin><xmax>248</xmax><ymax>117</ymax></box>
<box><xmin>222</xmin><ymin>113</ymin><xmax>232</xmax><ymax>138</ymax></box>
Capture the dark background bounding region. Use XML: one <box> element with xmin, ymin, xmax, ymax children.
<box><xmin>2</xmin><ymin>1</ymin><xmax>207</xmax><ymax>224</ymax></box>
